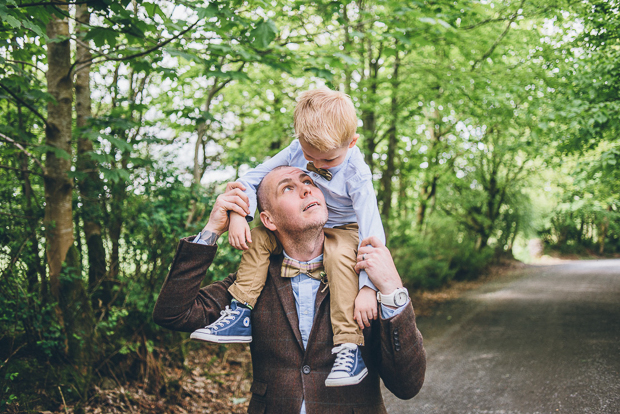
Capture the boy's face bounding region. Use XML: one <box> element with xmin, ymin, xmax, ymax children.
<box><xmin>299</xmin><ymin>134</ymin><xmax>359</xmax><ymax>170</ymax></box>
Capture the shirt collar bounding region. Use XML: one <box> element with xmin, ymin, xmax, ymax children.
<box><xmin>283</xmin><ymin>251</ymin><xmax>324</xmax><ymax>264</ymax></box>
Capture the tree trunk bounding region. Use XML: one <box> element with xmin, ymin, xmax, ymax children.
<box><xmin>44</xmin><ymin>1</ymin><xmax>74</xmax><ymax>302</ymax></box>
<box><xmin>379</xmin><ymin>48</ymin><xmax>400</xmax><ymax>239</ymax></box>
<box><xmin>598</xmin><ymin>205</ymin><xmax>611</xmax><ymax>254</ymax></box>
<box><xmin>342</xmin><ymin>3</ymin><xmax>352</xmax><ymax>96</ymax></box>
<box><xmin>75</xmin><ymin>4</ymin><xmax>108</xmax><ymax>304</ymax></box>
<box><xmin>416</xmin><ymin>108</ymin><xmax>441</xmax><ymax>227</ymax></box>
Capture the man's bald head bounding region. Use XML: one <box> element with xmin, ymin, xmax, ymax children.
<box><xmin>256</xmin><ymin>165</ymin><xmax>291</xmax><ymax>213</ymax></box>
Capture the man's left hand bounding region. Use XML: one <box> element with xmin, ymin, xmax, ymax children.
<box><xmin>355</xmin><ymin>236</ymin><xmax>403</xmax><ymax>295</ymax></box>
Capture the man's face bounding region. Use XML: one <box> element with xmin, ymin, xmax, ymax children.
<box><xmin>260</xmin><ymin>167</ymin><xmax>328</xmax><ymax>234</ymax></box>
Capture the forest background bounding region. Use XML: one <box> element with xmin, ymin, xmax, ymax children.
<box><xmin>1</xmin><ymin>0</ymin><xmax>619</xmax><ymax>412</ymax></box>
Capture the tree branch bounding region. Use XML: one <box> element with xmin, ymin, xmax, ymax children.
<box><xmin>0</xmin><ymin>211</ymin><xmax>37</xmax><ymax>220</ymax></box>
<box><xmin>72</xmin><ymin>19</ymin><xmax>201</xmax><ymax>76</ymax></box>
<box><xmin>0</xmin><ymin>133</ymin><xmax>47</xmax><ymax>175</ymax></box>
<box><xmin>4</xmin><ymin>59</ymin><xmax>46</xmax><ymax>73</ymax></box>
<box><xmin>471</xmin><ymin>0</ymin><xmax>525</xmax><ymax>71</ymax></box>
<box><xmin>8</xmin><ymin>0</ymin><xmax>89</xmax><ymax>7</ymax></box>
<box><xmin>0</xmin><ymin>83</ymin><xmax>50</xmax><ymax>128</ymax></box>
<box><xmin>0</xmin><ymin>164</ymin><xmax>44</xmax><ymax>177</ymax></box>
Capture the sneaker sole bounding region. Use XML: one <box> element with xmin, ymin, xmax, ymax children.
<box><xmin>324</xmin><ymin>367</ymin><xmax>368</xmax><ymax>387</ymax></box>
<box><xmin>190</xmin><ymin>332</ymin><xmax>252</xmax><ymax>343</ymax></box>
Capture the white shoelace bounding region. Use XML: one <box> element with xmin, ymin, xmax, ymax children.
<box><xmin>208</xmin><ymin>306</ymin><xmax>240</xmax><ymax>330</ymax></box>
<box><xmin>331</xmin><ymin>343</ymin><xmax>357</xmax><ymax>371</ymax></box>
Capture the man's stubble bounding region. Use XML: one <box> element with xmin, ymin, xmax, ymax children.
<box><xmin>273</xmin><ymin>208</ymin><xmax>327</xmax><ymax>250</ymax></box>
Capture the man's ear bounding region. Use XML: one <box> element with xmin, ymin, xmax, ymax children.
<box><xmin>260</xmin><ymin>211</ymin><xmax>277</xmax><ymax>231</ymax></box>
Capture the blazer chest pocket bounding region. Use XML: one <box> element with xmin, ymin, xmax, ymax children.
<box><xmin>248</xmin><ymin>380</ymin><xmax>268</xmax><ymax>414</ymax></box>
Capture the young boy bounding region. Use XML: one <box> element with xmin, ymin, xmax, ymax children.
<box><xmin>190</xmin><ymin>88</ymin><xmax>386</xmax><ymax>387</ymax></box>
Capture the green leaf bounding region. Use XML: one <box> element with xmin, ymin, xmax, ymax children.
<box><xmin>103</xmin><ymin>135</ymin><xmax>133</xmax><ymax>152</ymax></box>
<box><xmin>144</xmin><ymin>3</ymin><xmax>165</xmax><ymax>19</ymax></box>
<box><xmin>332</xmin><ymin>52</ymin><xmax>358</xmax><ymax>65</ymax></box>
<box><xmin>419</xmin><ymin>17</ymin><xmax>436</xmax><ymax>25</ymax></box>
<box><xmin>87</xmin><ymin>152</ymin><xmax>113</xmax><ymax>164</ymax></box>
<box><xmin>21</xmin><ymin>19</ymin><xmax>46</xmax><ymax>39</ymax></box>
<box><xmin>68</xmin><ymin>170</ymin><xmax>88</xmax><ymax>180</ymax></box>
<box><xmin>205</xmin><ymin>70</ymin><xmax>250</xmax><ymax>81</ymax></box>
<box><xmin>166</xmin><ymin>48</ymin><xmax>205</xmax><ymax>63</ymax></box>
<box><xmin>101</xmin><ymin>167</ymin><xmax>129</xmax><ymax>183</ymax></box>
<box><xmin>304</xmin><ymin>67</ymin><xmax>334</xmax><ymax>81</ymax></box>
<box><xmin>251</xmin><ymin>19</ymin><xmax>277</xmax><ymax>49</ymax></box>
<box><xmin>3</xmin><ymin>15</ymin><xmax>21</xmax><ymax>29</ymax></box>
<box><xmin>436</xmin><ymin>19</ymin><xmax>454</xmax><ymax>30</ymax></box>
<box><xmin>197</xmin><ymin>4</ymin><xmax>219</xmax><ymax>20</ymax></box>
<box><xmin>85</xmin><ymin>27</ymin><xmax>118</xmax><ymax>48</ymax></box>
<box><xmin>34</xmin><ymin>145</ymin><xmax>71</xmax><ymax>160</ymax></box>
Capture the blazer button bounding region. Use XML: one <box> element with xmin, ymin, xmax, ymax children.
<box><xmin>302</xmin><ymin>365</ymin><xmax>311</xmax><ymax>375</ymax></box>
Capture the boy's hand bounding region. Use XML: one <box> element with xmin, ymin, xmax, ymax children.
<box><xmin>228</xmin><ymin>212</ymin><xmax>252</xmax><ymax>250</ymax></box>
<box><xmin>354</xmin><ymin>286</ymin><xmax>378</xmax><ymax>329</ymax></box>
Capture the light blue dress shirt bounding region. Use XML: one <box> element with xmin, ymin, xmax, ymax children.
<box><xmin>236</xmin><ymin>139</ymin><xmax>386</xmax><ymax>291</ymax></box>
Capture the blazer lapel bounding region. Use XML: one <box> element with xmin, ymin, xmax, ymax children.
<box><xmin>314</xmin><ymin>280</ymin><xmax>329</xmax><ymax>313</ymax></box>
<box><xmin>269</xmin><ymin>254</ymin><xmax>304</xmax><ymax>350</ymax></box>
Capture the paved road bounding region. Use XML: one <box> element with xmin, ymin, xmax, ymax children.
<box><xmin>384</xmin><ymin>260</ymin><xmax>620</xmax><ymax>414</ymax></box>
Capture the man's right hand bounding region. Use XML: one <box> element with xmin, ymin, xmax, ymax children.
<box><xmin>201</xmin><ymin>182</ymin><xmax>250</xmax><ymax>238</ymax></box>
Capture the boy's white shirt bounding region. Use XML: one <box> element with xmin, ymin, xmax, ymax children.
<box><xmin>237</xmin><ymin>139</ymin><xmax>386</xmax><ymax>291</ymax></box>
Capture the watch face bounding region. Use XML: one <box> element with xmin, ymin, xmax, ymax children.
<box><xmin>395</xmin><ymin>291</ymin><xmax>408</xmax><ymax>306</ymax></box>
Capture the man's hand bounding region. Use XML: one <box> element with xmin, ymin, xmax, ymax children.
<box><xmin>355</xmin><ymin>236</ymin><xmax>403</xmax><ymax>296</ymax></box>
<box><xmin>228</xmin><ymin>212</ymin><xmax>253</xmax><ymax>250</ymax></box>
<box><xmin>354</xmin><ymin>286</ymin><xmax>378</xmax><ymax>329</ymax></box>
<box><xmin>202</xmin><ymin>182</ymin><xmax>250</xmax><ymax>238</ymax></box>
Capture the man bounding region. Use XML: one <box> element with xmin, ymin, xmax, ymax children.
<box><xmin>153</xmin><ymin>167</ymin><xmax>426</xmax><ymax>413</ymax></box>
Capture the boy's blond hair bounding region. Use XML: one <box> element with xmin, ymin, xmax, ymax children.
<box><xmin>293</xmin><ymin>88</ymin><xmax>358</xmax><ymax>152</ymax></box>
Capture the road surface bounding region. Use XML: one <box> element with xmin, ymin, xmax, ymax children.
<box><xmin>384</xmin><ymin>259</ymin><xmax>620</xmax><ymax>413</ymax></box>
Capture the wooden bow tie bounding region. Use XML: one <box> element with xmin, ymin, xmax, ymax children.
<box><xmin>306</xmin><ymin>162</ymin><xmax>333</xmax><ymax>181</ymax></box>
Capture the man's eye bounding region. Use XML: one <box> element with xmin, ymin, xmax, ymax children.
<box><xmin>304</xmin><ymin>179</ymin><xmax>313</xmax><ymax>185</ymax></box>
<box><xmin>283</xmin><ymin>186</ymin><xmax>292</xmax><ymax>192</ymax></box>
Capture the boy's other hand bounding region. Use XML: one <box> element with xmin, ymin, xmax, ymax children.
<box><xmin>228</xmin><ymin>213</ymin><xmax>252</xmax><ymax>250</ymax></box>
<box><xmin>354</xmin><ymin>286</ymin><xmax>378</xmax><ymax>329</ymax></box>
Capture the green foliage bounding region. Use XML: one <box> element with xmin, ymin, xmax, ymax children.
<box><xmin>391</xmin><ymin>217</ymin><xmax>494</xmax><ymax>290</ymax></box>
<box><xmin>1</xmin><ymin>0</ymin><xmax>619</xmax><ymax>410</ymax></box>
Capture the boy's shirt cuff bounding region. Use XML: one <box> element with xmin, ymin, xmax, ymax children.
<box><xmin>380</xmin><ymin>299</ymin><xmax>409</xmax><ymax>319</ymax></box>
<box><xmin>359</xmin><ymin>269</ymin><xmax>377</xmax><ymax>291</ymax></box>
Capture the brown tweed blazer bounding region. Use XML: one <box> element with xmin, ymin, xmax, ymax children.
<box><xmin>153</xmin><ymin>238</ymin><xmax>426</xmax><ymax>414</ymax></box>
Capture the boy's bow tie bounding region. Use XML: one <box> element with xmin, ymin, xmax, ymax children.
<box><xmin>306</xmin><ymin>162</ymin><xmax>333</xmax><ymax>181</ymax></box>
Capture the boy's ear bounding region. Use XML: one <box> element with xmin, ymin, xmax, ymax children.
<box><xmin>260</xmin><ymin>211</ymin><xmax>277</xmax><ymax>232</ymax></box>
<box><xmin>348</xmin><ymin>134</ymin><xmax>359</xmax><ymax>148</ymax></box>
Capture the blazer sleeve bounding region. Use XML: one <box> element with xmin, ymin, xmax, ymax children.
<box><xmin>377</xmin><ymin>300</ymin><xmax>426</xmax><ymax>399</ymax></box>
<box><xmin>152</xmin><ymin>237</ymin><xmax>236</xmax><ymax>332</ymax></box>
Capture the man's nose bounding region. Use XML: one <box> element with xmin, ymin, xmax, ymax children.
<box><xmin>300</xmin><ymin>184</ymin><xmax>311</xmax><ymax>197</ymax></box>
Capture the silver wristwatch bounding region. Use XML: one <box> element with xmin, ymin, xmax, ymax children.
<box><xmin>377</xmin><ymin>287</ymin><xmax>409</xmax><ymax>307</ymax></box>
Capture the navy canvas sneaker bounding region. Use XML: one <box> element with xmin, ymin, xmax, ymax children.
<box><xmin>190</xmin><ymin>300</ymin><xmax>252</xmax><ymax>343</ymax></box>
<box><xmin>325</xmin><ymin>343</ymin><xmax>368</xmax><ymax>387</ymax></box>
